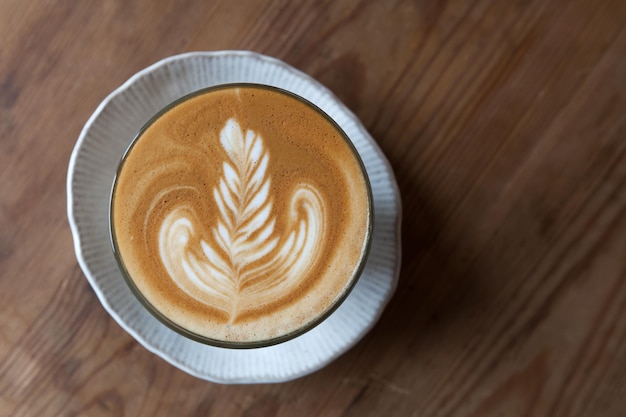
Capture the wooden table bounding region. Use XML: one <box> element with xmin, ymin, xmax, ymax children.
<box><xmin>2</xmin><ymin>0</ymin><xmax>625</xmax><ymax>415</ymax></box>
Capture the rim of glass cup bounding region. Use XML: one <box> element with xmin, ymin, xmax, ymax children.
<box><xmin>109</xmin><ymin>83</ymin><xmax>374</xmax><ymax>349</ymax></box>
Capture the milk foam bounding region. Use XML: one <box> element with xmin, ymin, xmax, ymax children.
<box><xmin>158</xmin><ymin>119</ymin><xmax>325</xmax><ymax>322</ymax></box>
<box><xmin>112</xmin><ymin>86</ymin><xmax>371</xmax><ymax>344</ymax></box>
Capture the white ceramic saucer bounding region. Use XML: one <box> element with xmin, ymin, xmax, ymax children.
<box><xmin>67</xmin><ymin>51</ymin><xmax>401</xmax><ymax>383</ymax></box>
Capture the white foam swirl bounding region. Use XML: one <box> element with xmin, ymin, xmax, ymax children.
<box><xmin>158</xmin><ymin>118</ymin><xmax>325</xmax><ymax>321</ymax></box>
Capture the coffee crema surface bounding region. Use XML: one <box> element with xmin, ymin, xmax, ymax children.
<box><xmin>111</xmin><ymin>85</ymin><xmax>371</xmax><ymax>344</ymax></box>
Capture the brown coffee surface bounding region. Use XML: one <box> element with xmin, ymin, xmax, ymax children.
<box><xmin>112</xmin><ymin>85</ymin><xmax>370</xmax><ymax>344</ymax></box>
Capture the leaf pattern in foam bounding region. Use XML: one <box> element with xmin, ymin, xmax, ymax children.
<box><xmin>159</xmin><ymin>118</ymin><xmax>325</xmax><ymax>322</ymax></box>
<box><xmin>213</xmin><ymin>119</ymin><xmax>279</xmax><ymax>274</ymax></box>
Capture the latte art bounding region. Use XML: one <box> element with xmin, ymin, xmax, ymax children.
<box><xmin>111</xmin><ymin>85</ymin><xmax>371</xmax><ymax>344</ymax></box>
<box><xmin>159</xmin><ymin>118</ymin><xmax>325</xmax><ymax>321</ymax></box>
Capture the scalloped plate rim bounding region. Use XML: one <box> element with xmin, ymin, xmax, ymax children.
<box><xmin>67</xmin><ymin>50</ymin><xmax>402</xmax><ymax>383</ymax></box>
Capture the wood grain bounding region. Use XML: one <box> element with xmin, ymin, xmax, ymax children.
<box><xmin>1</xmin><ymin>0</ymin><xmax>625</xmax><ymax>416</ymax></box>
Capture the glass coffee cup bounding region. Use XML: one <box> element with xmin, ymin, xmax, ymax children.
<box><xmin>110</xmin><ymin>83</ymin><xmax>372</xmax><ymax>348</ymax></box>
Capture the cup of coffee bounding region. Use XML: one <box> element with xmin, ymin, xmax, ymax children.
<box><xmin>110</xmin><ymin>84</ymin><xmax>372</xmax><ymax>348</ymax></box>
